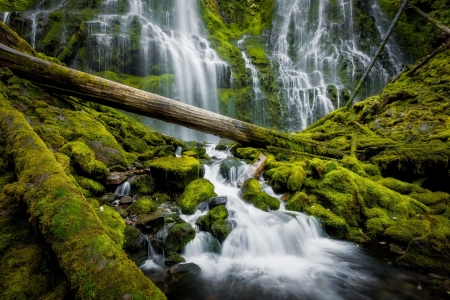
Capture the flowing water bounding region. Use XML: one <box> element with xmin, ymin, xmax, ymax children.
<box><xmin>268</xmin><ymin>0</ymin><xmax>404</xmax><ymax>130</ymax></box>
<box><xmin>142</xmin><ymin>146</ymin><xmax>448</xmax><ymax>300</ymax></box>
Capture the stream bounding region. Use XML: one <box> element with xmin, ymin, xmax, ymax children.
<box><xmin>141</xmin><ymin>145</ymin><xmax>448</xmax><ymax>300</ymax></box>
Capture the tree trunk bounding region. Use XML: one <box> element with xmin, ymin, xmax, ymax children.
<box><xmin>0</xmin><ymin>42</ymin><xmax>295</xmax><ymax>149</ymax></box>
<box><xmin>407</xmin><ymin>3</ymin><xmax>450</xmax><ymax>35</ymax></box>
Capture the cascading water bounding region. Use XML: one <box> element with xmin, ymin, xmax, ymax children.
<box><xmin>114</xmin><ymin>181</ymin><xmax>131</xmax><ymax>196</ymax></box>
<box><xmin>268</xmin><ymin>0</ymin><xmax>404</xmax><ymax>131</ymax></box>
<box><xmin>1</xmin><ymin>12</ymin><xmax>10</xmax><ymax>24</ymax></box>
<box><xmin>85</xmin><ymin>0</ymin><xmax>230</xmax><ymax>141</ymax></box>
<box><xmin>141</xmin><ymin>146</ymin><xmax>439</xmax><ymax>300</ymax></box>
<box><xmin>238</xmin><ymin>38</ymin><xmax>267</xmax><ymax>127</ymax></box>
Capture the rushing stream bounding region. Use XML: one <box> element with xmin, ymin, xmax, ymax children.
<box><xmin>142</xmin><ymin>146</ymin><xmax>448</xmax><ymax>300</ymax></box>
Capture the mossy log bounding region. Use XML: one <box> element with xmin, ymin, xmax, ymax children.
<box><xmin>0</xmin><ymin>99</ymin><xmax>165</xmax><ymax>299</ymax></box>
<box><xmin>407</xmin><ymin>3</ymin><xmax>450</xmax><ymax>35</ymax></box>
<box><xmin>1</xmin><ymin>42</ymin><xmax>301</xmax><ymax>151</ymax></box>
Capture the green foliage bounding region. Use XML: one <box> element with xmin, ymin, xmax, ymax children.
<box><xmin>177</xmin><ymin>179</ymin><xmax>217</xmax><ymax>214</ymax></box>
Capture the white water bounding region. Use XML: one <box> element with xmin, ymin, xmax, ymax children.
<box><xmin>114</xmin><ymin>181</ymin><xmax>131</xmax><ymax>196</ymax></box>
<box><xmin>268</xmin><ymin>0</ymin><xmax>403</xmax><ymax>131</ymax></box>
<box><xmin>238</xmin><ymin>38</ymin><xmax>266</xmax><ymax>127</ymax></box>
<box><xmin>1</xmin><ymin>12</ymin><xmax>10</xmax><ymax>24</ymax></box>
<box><xmin>85</xmin><ymin>0</ymin><xmax>229</xmax><ymax>141</ymax></box>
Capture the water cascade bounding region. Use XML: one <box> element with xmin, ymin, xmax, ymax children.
<box><xmin>114</xmin><ymin>181</ymin><xmax>131</xmax><ymax>196</ymax></box>
<box><xmin>1</xmin><ymin>12</ymin><xmax>10</xmax><ymax>24</ymax></box>
<box><xmin>85</xmin><ymin>0</ymin><xmax>230</xmax><ymax>141</ymax></box>
<box><xmin>268</xmin><ymin>0</ymin><xmax>404</xmax><ymax>130</ymax></box>
<box><xmin>238</xmin><ymin>38</ymin><xmax>267</xmax><ymax>127</ymax></box>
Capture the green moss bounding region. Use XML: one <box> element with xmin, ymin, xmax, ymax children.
<box><xmin>347</xmin><ymin>227</ymin><xmax>371</xmax><ymax>244</ymax></box>
<box><xmin>235</xmin><ymin>147</ymin><xmax>260</xmax><ymax>160</ymax></box>
<box><xmin>364</xmin><ymin>217</ymin><xmax>394</xmax><ymax>240</ymax></box>
<box><xmin>287</xmin><ymin>166</ymin><xmax>306</xmax><ymax>193</ymax></box>
<box><xmin>197</xmin><ymin>205</ymin><xmax>229</xmax><ymax>231</ymax></box>
<box><xmin>130</xmin><ymin>174</ymin><xmax>153</xmax><ymax>195</ymax></box>
<box><xmin>397</xmin><ymin>215</ymin><xmax>450</xmax><ymax>276</ymax></box>
<box><xmin>177</xmin><ymin>179</ymin><xmax>217</xmax><ymax>215</ymax></box>
<box><xmin>211</xmin><ymin>219</ymin><xmax>233</xmax><ymax>242</ymax></box>
<box><xmin>410</xmin><ymin>191</ymin><xmax>450</xmax><ymax>206</ymax></box>
<box><xmin>0</xmin><ymin>97</ymin><xmax>165</xmax><ymax>299</ymax></box>
<box><xmin>310</xmin><ymin>158</ymin><xmax>326</xmax><ymax>178</ymax></box>
<box><xmin>384</xmin><ymin>219</ymin><xmax>430</xmax><ymax>245</ymax></box>
<box><xmin>165</xmin><ymin>223</ymin><xmax>196</xmax><ymax>253</ymax></box>
<box><xmin>241</xmin><ymin>178</ymin><xmax>280</xmax><ymax>211</ymax></box>
<box><xmin>305</xmin><ymin>204</ymin><xmax>350</xmax><ymax>239</ymax></box>
<box><xmin>165</xmin><ymin>252</ymin><xmax>186</xmax><ymax>266</ymax></box>
<box><xmin>152</xmin><ymin>192</ymin><xmax>170</xmax><ymax>205</ymax></box>
<box><xmin>74</xmin><ymin>175</ymin><xmax>105</xmax><ymax>196</ymax></box>
<box><xmin>60</xmin><ymin>141</ymin><xmax>109</xmax><ymax>181</ymax></box>
<box><xmin>127</xmin><ymin>198</ymin><xmax>157</xmax><ymax>216</ymax></box>
<box><xmin>95</xmin><ymin>205</ymin><xmax>126</xmax><ymax>246</ymax></box>
<box><xmin>264</xmin><ymin>165</ymin><xmax>291</xmax><ymax>193</ymax></box>
<box><xmin>378</xmin><ymin>177</ymin><xmax>428</xmax><ymax>194</ymax></box>
<box><xmin>145</xmin><ymin>157</ymin><xmax>200</xmax><ymax>192</ymax></box>
<box><xmin>285</xmin><ymin>192</ymin><xmax>313</xmax><ymax>212</ymax></box>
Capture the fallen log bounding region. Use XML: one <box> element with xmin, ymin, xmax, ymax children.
<box><xmin>407</xmin><ymin>38</ymin><xmax>450</xmax><ymax>76</ymax></box>
<box><xmin>407</xmin><ymin>3</ymin><xmax>450</xmax><ymax>35</ymax></box>
<box><xmin>0</xmin><ymin>42</ymin><xmax>296</xmax><ymax>150</ymax></box>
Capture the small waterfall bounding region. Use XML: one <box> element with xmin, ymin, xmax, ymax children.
<box><xmin>175</xmin><ymin>146</ymin><xmax>182</xmax><ymax>157</ymax></box>
<box><xmin>268</xmin><ymin>0</ymin><xmax>403</xmax><ymax>131</ymax></box>
<box><xmin>1</xmin><ymin>12</ymin><xmax>10</xmax><ymax>24</ymax></box>
<box><xmin>238</xmin><ymin>38</ymin><xmax>266</xmax><ymax>127</ymax></box>
<box><xmin>114</xmin><ymin>181</ymin><xmax>131</xmax><ymax>196</ymax></box>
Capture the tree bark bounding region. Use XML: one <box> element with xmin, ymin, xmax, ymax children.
<box><xmin>345</xmin><ymin>0</ymin><xmax>409</xmax><ymax>109</ymax></box>
<box><xmin>0</xmin><ymin>42</ymin><xmax>295</xmax><ymax>149</ymax></box>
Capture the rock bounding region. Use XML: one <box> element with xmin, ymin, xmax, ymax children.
<box><xmin>208</xmin><ymin>196</ymin><xmax>228</xmax><ymax>209</ymax></box>
<box><xmin>154</xmin><ymin>145</ymin><xmax>175</xmax><ymax>157</ymax></box>
<box><xmin>197</xmin><ymin>205</ymin><xmax>229</xmax><ymax>231</ymax></box>
<box><xmin>389</xmin><ymin>243</ymin><xmax>405</xmax><ymax>255</ymax></box>
<box><xmin>151</xmin><ymin>221</ymin><xmax>196</xmax><ymax>253</ymax></box>
<box><xmin>123</xmin><ymin>225</ymin><xmax>146</xmax><ymax>253</ymax></box>
<box><xmin>428</xmin><ymin>273</ymin><xmax>445</xmax><ymax>280</ymax></box>
<box><xmin>177</xmin><ymin>179</ymin><xmax>217</xmax><ymax>214</ymax></box>
<box><xmin>127</xmin><ymin>198</ymin><xmax>157</xmax><ymax>215</ymax></box>
<box><xmin>119</xmin><ymin>196</ymin><xmax>134</xmax><ymax>205</ymax></box>
<box><xmin>211</xmin><ymin>220</ymin><xmax>232</xmax><ymax>242</ymax></box>
<box><xmin>144</xmin><ymin>157</ymin><xmax>200</xmax><ymax>192</ymax></box>
<box><xmin>130</xmin><ymin>174</ymin><xmax>154</xmax><ymax>195</ymax></box>
<box><xmin>281</xmin><ymin>194</ymin><xmax>289</xmax><ymax>201</ymax></box>
<box><xmin>106</xmin><ymin>171</ymin><xmax>132</xmax><ymax>185</ymax></box>
<box><xmin>136</xmin><ymin>209</ymin><xmax>165</xmax><ymax>234</ymax></box>
<box><xmin>240</xmin><ymin>178</ymin><xmax>280</xmax><ymax>211</ymax></box>
<box><xmin>220</xmin><ymin>158</ymin><xmax>244</xmax><ymax>180</ymax></box>
<box><xmin>164</xmin><ymin>252</ymin><xmax>186</xmax><ymax>266</ymax></box>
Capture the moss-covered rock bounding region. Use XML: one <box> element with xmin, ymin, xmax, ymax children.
<box><xmin>285</xmin><ymin>192</ymin><xmax>313</xmax><ymax>212</ymax></box>
<box><xmin>145</xmin><ymin>157</ymin><xmax>201</xmax><ymax>192</ymax></box>
<box><xmin>211</xmin><ymin>219</ymin><xmax>233</xmax><ymax>242</ymax></box>
<box><xmin>305</xmin><ymin>204</ymin><xmax>350</xmax><ymax>239</ymax></box>
<box><xmin>220</xmin><ymin>158</ymin><xmax>244</xmax><ymax>180</ymax></box>
<box><xmin>177</xmin><ymin>179</ymin><xmax>217</xmax><ymax>215</ymax></box>
<box><xmin>127</xmin><ymin>198</ymin><xmax>157</xmax><ymax>216</ymax></box>
<box><xmin>235</xmin><ymin>147</ymin><xmax>260</xmax><ymax>160</ymax></box>
<box><xmin>240</xmin><ymin>178</ymin><xmax>280</xmax><ymax>211</ymax></box>
<box><xmin>397</xmin><ymin>216</ymin><xmax>450</xmax><ymax>276</ymax></box>
<box><xmin>378</xmin><ymin>177</ymin><xmax>427</xmax><ymax>195</ymax></box>
<box><xmin>197</xmin><ymin>205</ymin><xmax>229</xmax><ymax>231</ymax></box>
<box><xmin>152</xmin><ymin>222</ymin><xmax>196</xmax><ymax>253</ymax></box>
<box><xmin>165</xmin><ymin>252</ymin><xmax>186</xmax><ymax>266</ymax></box>
<box><xmin>130</xmin><ymin>174</ymin><xmax>154</xmax><ymax>195</ymax></box>
<box><xmin>384</xmin><ymin>219</ymin><xmax>430</xmax><ymax>245</ymax></box>
<box><xmin>95</xmin><ymin>205</ymin><xmax>126</xmax><ymax>246</ymax></box>
<box><xmin>287</xmin><ymin>166</ymin><xmax>306</xmax><ymax>193</ymax></box>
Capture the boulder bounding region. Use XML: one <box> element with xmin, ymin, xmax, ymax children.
<box><xmin>240</xmin><ymin>178</ymin><xmax>280</xmax><ymax>211</ymax></box>
<box><xmin>208</xmin><ymin>196</ymin><xmax>228</xmax><ymax>209</ymax></box>
<box><xmin>177</xmin><ymin>179</ymin><xmax>217</xmax><ymax>214</ymax></box>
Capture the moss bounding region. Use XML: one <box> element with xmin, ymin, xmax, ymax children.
<box><xmin>285</xmin><ymin>192</ymin><xmax>313</xmax><ymax>212</ymax></box>
<box><xmin>165</xmin><ymin>252</ymin><xmax>185</xmax><ymax>266</ymax></box>
<box><xmin>287</xmin><ymin>166</ymin><xmax>306</xmax><ymax>193</ymax></box>
<box><xmin>145</xmin><ymin>157</ymin><xmax>200</xmax><ymax>192</ymax></box>
<box><xmin>197</xmin><ymin>205</ymin><xmax>229</xmax><ymax>231</ymax></box>
<box><xmin>364</xmin><ymin>217</ymin><xmax>394</xmax><ymax>240</ymax></box>
<box><xmin>240</xmin><ymin>178</ymin><xmax>280</xmax><ymax>211</ymax></box>
<box><xmin>95</xmin><ymin>205</ymin><xmax>126</xmax><ymax>246</ymax></box>
<box><xmin>384</xmin><ymin>220</ymin><xmax>430</xmax><ymax>245</ymax></box>
<box><xmin>60</xmin><ymin>141</ymin><xmax>109</xmax><ymax>181</ymax></box>
<box><xmin>74</xmin><ymin>175</ymin><xmax>105</xmax><ymax>197</ymax></box>
<box><xmin>177</xmin><ymin>179</ymin><xmax>217</xmax><ymax>215</ymax></box>
<box><xmin>127</xmin><ymin>198</ymin><xmax>157</xmax><ymax>216</ymax></box>
<box><xmin>310</xmin><ymin>158</ymin><xmax>326</xmax><ymax>178</ymax></box>
<box><xmin>211</xmin><ymin>219</ymin><xmax>233</xmax><ymax>242</ymax></box>
<box><xmin>0</xmin><ymin>97</ymin><xmax>165</xmax><ymax>299</ymax></box>
<box><xmin>165</xmin><ymin>223</ymin><xmax>196</xmax><ymax>253</ymax></box>
<box><xmin>152</xmin><ymin>192</ymin><xmax>170</xmax><ymax>206</ymax></box>
<box><xmin>342</xmin><ymin>155</ymin><xmax>381</xmax><ymax>179</ymax></box>
<box><xmin>130</xmin><ymin>174</ymin><xmax>153</xmax><ymax>195</ymax></box>
<box><xmin>235</xmin><ymin>147</ymin><xmax>260</xmax><ymax>160</ymax></box>
<box><xmin>123</xmin><ymin>225</ymin><xmax>145</xmax><ymax>254</ymax></box>
<box><xmin>264</xmin><ymin>165</ymin><xmax>291</xmax><ymax>193</ymax></box>
<box><xmin>305</xmin><ymin>204</ymin><xmax>350</xmax><ymax>239</ymax></box>
<box><xmin>0</xmin><ymin>245</ymin><xmax>51</xmax><ymax>300</ymax></box>
<box><xmin>347</xmin><ymin>227</ymin><xmax>371</xmax><ymax>244</ymax></box>
<box><xmin>410</xmin><ymin>191</ymin><xmax>450</xmax><ymax>206</ymax></box>
<box><xmin>397</xmin><ymin>216</ymin><xmax>450</xmax><ymax>276</ymax></box>
<box><xmin>378</xmin><ymin>177</ymin><xmax>428</xmax><ymax>194</ymax></box>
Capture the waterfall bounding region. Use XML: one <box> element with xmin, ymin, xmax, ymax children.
<box><xmin>238</xmin><ymin>38</ymin><xmax>266</xmax><ymax>127</ymax></box>
<box><xmin>84</xmin><ymin>0</ymin><xmax>230</xmax><ymax>141</ymax></box>
<box><xmin>268</xmin><ymin>0</ymin><xmax>403</xmax><ymax>131</ymax></box>
<box><xmin>1</xmin><ymin>12</ymin><xmax>10</xmax><ymax>24</ymax></box>
<box><xmin>114</xmin><ymin>181</ymin><xmax>131</xmax><ymax>196</ymax></box>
